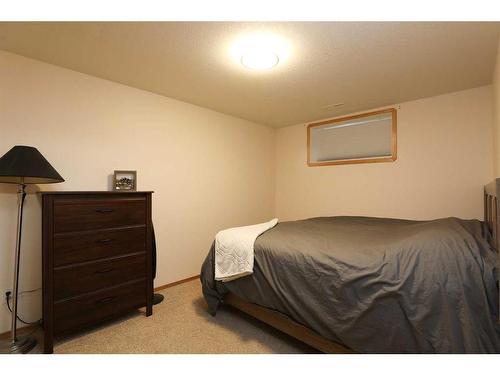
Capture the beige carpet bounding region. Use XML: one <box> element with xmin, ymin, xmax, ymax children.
<box><xmin>52</xmin><ymin>280</ymin><xmax>317</xmax><ymax>354</ymax></box>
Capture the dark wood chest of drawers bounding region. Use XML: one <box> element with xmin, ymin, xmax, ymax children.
<box><xmin>41</xmin><ymin>191</ymin><xmax>154</xmax><ymax>353</ymax></box>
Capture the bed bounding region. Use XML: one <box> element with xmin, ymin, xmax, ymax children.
<box><xmin>200</xmin><ymin>179</ymin><xmax>500</xmax><ymax>353</ymax></box>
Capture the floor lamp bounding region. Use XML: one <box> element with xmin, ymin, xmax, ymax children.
<box><xmin>0</xmin><ymin>146</ymin><xmax>64</xmax><ymax>354</ymax></box>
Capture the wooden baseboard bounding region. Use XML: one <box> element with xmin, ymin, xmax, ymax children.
<box><xmin>154</xmin><ymin>275</ymin><xmax>199</xmax><ymax>292</ymax></box>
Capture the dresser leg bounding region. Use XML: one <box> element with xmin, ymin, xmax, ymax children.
<box><xmin>43</xmin><ymin>331</ymin><xmax>53</xmax><ymax>354</ymax></box>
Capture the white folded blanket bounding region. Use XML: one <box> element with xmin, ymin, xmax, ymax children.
<box><xmin>214</xmin><ymin>218</ymin><xmax>279</xmax><ymax>282</ymax></box>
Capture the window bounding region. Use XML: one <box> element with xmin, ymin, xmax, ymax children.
<box><xmin>307</xmin><ymin>108</ymin><xmax>397</xmax><ymax>166</ymax></box>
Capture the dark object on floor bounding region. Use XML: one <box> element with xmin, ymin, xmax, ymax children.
<box><xmin>151</xmin><ymin>225</ymin><xmax>164</xmax><ymax>306</ymax></box>
<box><xmin>153</xmin><ymin>293</ymin><xmax>164</xmax><ymax>305</ymax></box>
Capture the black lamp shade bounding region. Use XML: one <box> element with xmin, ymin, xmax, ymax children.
<box><xmin>0</xmin><ymin>146</ymin><xmax>64</xmax><ymax>184</ymax></box>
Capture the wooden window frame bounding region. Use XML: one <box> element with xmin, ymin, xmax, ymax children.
<box><xmin>307</xmin><ymin>108</ymin><xmax>397</xmax><ymax>167</ymax></box>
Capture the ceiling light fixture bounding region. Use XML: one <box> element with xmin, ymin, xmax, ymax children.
<box><xmin>241</xmin><ymin>50</ymin><xmax>279</xmax><ymax>70</ymax></box>
<box><xmin>230</xmin><ymin>33</ymin><xmax>290</xmax><ymax>71</ymax></box>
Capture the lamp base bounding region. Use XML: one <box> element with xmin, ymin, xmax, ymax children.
<box><xmin>0</xmin><ymin>335</ymin><xmax>37</xmax><ymax>354</ymax></box>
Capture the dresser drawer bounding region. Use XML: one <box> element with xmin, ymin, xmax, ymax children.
<box><xmin>54</xmin><ymin>253</ymin><xmax>146</xmax><ymax>301</ymax></box>
<box><xmin>54</xmin><ymin>280</ymin><xmax>146</xmax><ymax>335</ymax></box>
<box><xmin>54</xmin><ymin>226</ymin><xmax>146</xmax><ymax>266</ymax></box>
<box><xmin>53</xmin><ymin>198</ymin><xmax>146</xmax><ymax>233</ymax></box>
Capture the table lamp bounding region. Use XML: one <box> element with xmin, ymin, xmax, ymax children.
<box><xmin>0</xmin><ymin>146</ymin><xmax>64</xmax><ymax>354</ymax></box>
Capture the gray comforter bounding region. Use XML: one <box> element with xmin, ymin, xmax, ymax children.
<box><xmin>200</xmin><ymin>216</ymin><xmax>500</xmax><ymax>353</ymax></box>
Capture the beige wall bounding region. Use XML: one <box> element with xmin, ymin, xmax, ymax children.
<box><xmin>493</xmin><ymin>38</ymin><xmax>500</xmax><ymax>176</ymax></box>
<box><xmin>0</xmin><ymin>51</ymin><xmax>275</xmax><ymax>332</ymax></box>
<box><xmin>275</xmin><ymin>86</ymin><xmax>494</xmax><ymax>221</ymax></box>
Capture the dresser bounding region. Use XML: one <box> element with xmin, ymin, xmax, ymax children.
<box><xmin>41</xmin><ymin>191</ymin><xmax>154</xmax><ymax>353</ymax></box>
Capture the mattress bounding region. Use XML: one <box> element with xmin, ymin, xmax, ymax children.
<box><xmin>200</xmin><ymin>216</ymin><xmax>500</xmax><ymax>353</ymax></box>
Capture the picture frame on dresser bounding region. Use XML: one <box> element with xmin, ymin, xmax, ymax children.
<box><xmin>40</xmin><ymin>191</ymin><xmax>154</xmax><ymax>354</ymax></box>
<box><xmin>113</xmin><ymin>170</ymin><xmax>137</xmax><ymax>191</ymax></box>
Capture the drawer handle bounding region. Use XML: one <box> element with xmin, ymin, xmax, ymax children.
<box><xmin>95</xmin><ymin>208</ymin><xmax>114</xmax><ymax>213</ymax></box>
<box><xmin>95</xmin><ymin>268</ymin><xmax>114</xmax><ymax>274</ymax></box>
<box><xmin>96</xmin><ymin>238</ymin><xmax>113</xmax><ymax>244</ymax></box>
<box><xmin>96</xmin><ymin>296</ymin><xmax>117</xmax><ymax>304</ymax></box>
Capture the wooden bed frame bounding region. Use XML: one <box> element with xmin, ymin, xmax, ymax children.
<box><xmin>222</xmin><ymin>179</ymin><xmax>500</xmax><ymax>353</ymax></box>
<box><xmin>224</xmin><ymin>293</ymin><xmax>354</xmax><ymax>353</ymax></box>
<box><xmin>484</xmin><ymin>179</ymin><xmax>500</xmax><ymax>253</ymax></box>
<box><xmin>484</xmin><ymin>178</ymin><xmax>500</xmax><ymax>324</ymax></box>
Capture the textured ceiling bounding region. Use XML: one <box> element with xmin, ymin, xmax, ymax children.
<box><xmin>0</xmin><ymin>22</ymin><xmax>499</xmax><ymax>127</ymax></box>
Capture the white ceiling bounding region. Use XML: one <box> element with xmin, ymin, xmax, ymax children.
<box><xmin>0</xmin><ymin>22</ymin><xmax>499</xmax><ymax>127</ymax></box>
